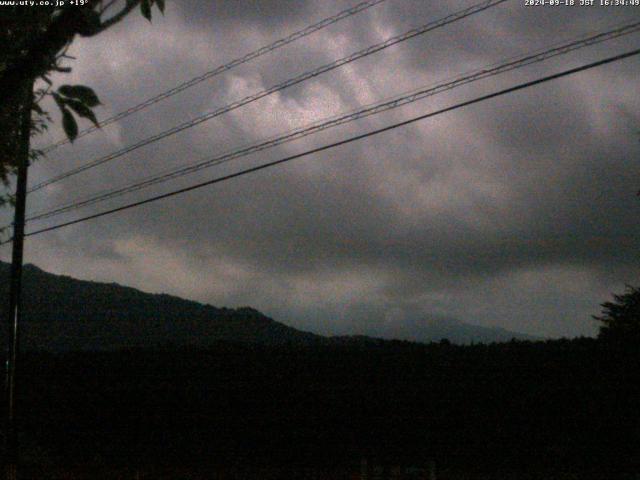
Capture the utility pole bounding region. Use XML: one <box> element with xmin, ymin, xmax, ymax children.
<box><xmin>4</xmin><ymin>83</ymin><xmax>33</xmax><ymax>480</ymax></box>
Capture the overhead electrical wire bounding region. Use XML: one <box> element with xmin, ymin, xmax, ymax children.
<box><xmin>29</xmin><ymin>0</ymin><xmax>510</xmax><ymax>193</ymax></box>
<box><xmin>23</xmin><ymin>20</ymin><xmax>640</xmax><ymax>224</ymax></box>
<box><xmin>40</xmin><ymin>0</ymin><xmax>390</xmax><ymax>153</ymax></box>
<box><xmin>0</xmin><ymin>47</ymin><xmax>635</xmax><ymax>246</ymax></box>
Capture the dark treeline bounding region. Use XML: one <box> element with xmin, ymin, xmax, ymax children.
<box><xmin>4</xmin><ymin>337</ymin><xmax>639</xmax><ymax>478</ymax></box>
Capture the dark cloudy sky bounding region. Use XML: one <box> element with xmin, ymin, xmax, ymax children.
<box><xmin>2</xmin><ymin>0</ymin><xmax>639</xmax><ymax>339</ymax></box>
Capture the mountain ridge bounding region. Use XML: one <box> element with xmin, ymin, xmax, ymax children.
<box><xmin>0</xmin><ymin>261</ymin><xmax>537</xmax><ymax>350</ymax></box>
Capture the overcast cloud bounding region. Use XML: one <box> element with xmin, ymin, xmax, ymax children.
<box><xmin>2</xmin><ymin>0</ymin><xmax>639</xmax><ymax>338</ymax></box>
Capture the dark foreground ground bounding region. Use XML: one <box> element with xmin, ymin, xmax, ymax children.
<box><xmin>2</xmin><ymin>337</ymin><xmax>639</xmax><ymax>479</ymax></box>
<box><xmin>16</xmin><ymin>463</ymin><xmax>639</xmax><ymax>479</ymax></box>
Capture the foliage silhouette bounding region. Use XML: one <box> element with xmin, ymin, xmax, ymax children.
<box><xmin>594</xmin><ymin>285</ymin><xmax>640</xmax><ymax>344</ymax></box>
<box><xmin>0</xmin><ymin>0</ymin><xmax>165</xmax><ymax>206</ymax></box>
<box><xmin>0</xmin><ymin>262</ymin><xmax>638</xmax><ymax>478</ymax></box>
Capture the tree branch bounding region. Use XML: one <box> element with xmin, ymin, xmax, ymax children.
<box><xmin>0</xmin><ymin>1</ymin><xmax>142</xmax><ymax>107</ymax></box>
<box><xmin>99</xmin><ymin>0</ymin><xmax>119</xmax><ymax>15</ymax></box>
<box><xmin>0</xmin><ymin>8</ymin><xmax>86</xmax><ymax>105</ymax></box>
<box><xmin>95</xmin><ymin>0</ymin><xmax>141</xmax><ymax>34</ymax></box>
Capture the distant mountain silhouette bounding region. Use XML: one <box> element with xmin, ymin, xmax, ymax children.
<box><xmin>0</xmin><ymin>261</ymin><xmax>536</xmax><ymax>350</ymax></box>
<box><xmin>0</xmin><ymin>262</ymin><xmax>322</xmax><ymax>350</ymax></box>
<box><xmin>373</xmin><ymin>314</ymin><xmax>540</xmax><ymax>344</ymax></box>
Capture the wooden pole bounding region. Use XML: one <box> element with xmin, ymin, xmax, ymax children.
<box><xmin>4</xmin><ymin>82</ymin><xmax>33</xmax><ymax>480</ymax></box>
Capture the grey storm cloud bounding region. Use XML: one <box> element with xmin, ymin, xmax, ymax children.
<box><xmin>3</xmin><ymin>0</ymin><xmax>639</xmax><ymax>339</ymax></box>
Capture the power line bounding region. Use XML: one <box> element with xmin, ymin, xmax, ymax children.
<box><xmin>3</xmin><ymin>47</ymin><xmax>636</xmax><ymax>245</ymax></box>
<box><xmin>24</xmin><ymin>20</ymin><xmax>640</xmax><ymax>223</ymax></box>
<box><xmin>28</xmin><ymin>20</ymin><xmax>640</xmax><ymax>221</ymax></box>
<box><xmin>40</xmin><ymin>0</ymin><xmax>390</xmax><ymax>154</ymax></box>
<box><xmin>29</xmin><ymin>0</ymin><xmax>510</xmax><ymax>193</ymax></box>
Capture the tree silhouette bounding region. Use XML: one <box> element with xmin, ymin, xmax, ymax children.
<box><xmin>593</xmin><ymin>285</ymin><xmax>640</xmax><ymax>344</ymax></box>
<box><xmin>0</xmin><ymin>0</ymin><xmax>165</xmax><ymax>206</ymax></box>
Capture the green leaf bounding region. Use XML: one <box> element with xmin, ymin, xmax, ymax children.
<box><xmin>156</xmin><ymin>0</ymin><xmax>165</xmax><ymax>14</ymax></box>
<box><xmin>64</xmin><ymin>99</ymin><xmax>100</xmax><ymax>128</ymax></box>
<box><xmin>141</xmin><ymin>0</ymin><xmax>152</xmax><ymax>21</ymax></box>
<box><xmin>61</xmin><ymin>107</ymin><xmax>78</xmax><ymax>143</ymax></box>
<box><xmin>57</xmin><ymin>85</ymin><xmax>101</xmax><ymax>107</ymax></box>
